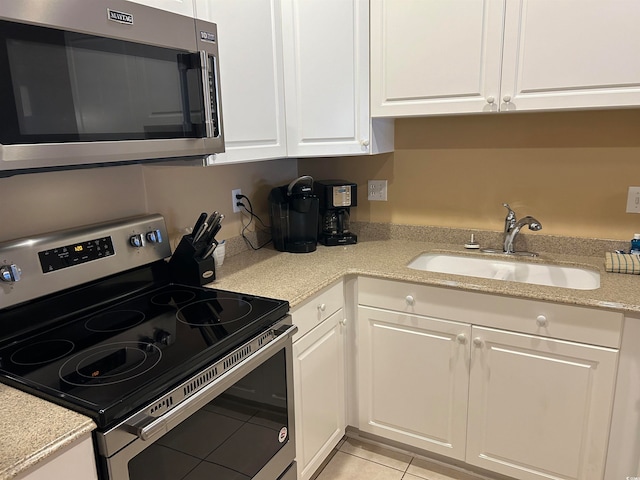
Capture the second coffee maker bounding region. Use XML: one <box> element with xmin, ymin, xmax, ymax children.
<box><xmin>316</xmin><ymin>179</ymin><xmax>357</xmax><ymax>246</ymax></box>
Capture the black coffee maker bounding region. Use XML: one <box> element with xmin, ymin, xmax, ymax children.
<box><xmin>316</xmin><ymin>180</ymin><xmax>357</xmax><ymax>246</ymax></box>
<box><xmin>268</xmin><ymin>175</ymin><xmax>319</xmax><ymax>253</ymax></box>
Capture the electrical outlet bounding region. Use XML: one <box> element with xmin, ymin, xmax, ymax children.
<box><xmin>368</xmin><ymin>180</ymin><xmax>388</xmax><ymax>201</ymax></box>
<box><xmin>627</xmin><ymin>186</ymin><xmax>640</xmax><ymax>213</ymax></box>
<box><xmin>232</xmin><ymin>188</ymin><xmax>242</xmax><ymax>213</ymax></box>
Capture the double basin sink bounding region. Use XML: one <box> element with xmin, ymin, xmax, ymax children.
<box><xmin>408</xmin><ymin>253</ymin><xmax>600</xmax><ymax>290</ymax></box>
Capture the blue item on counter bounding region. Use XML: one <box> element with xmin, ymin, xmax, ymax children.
<box><xmin>631</xmin><ymin>233</ymin><xmax>640</xmax><ymax>255</ymax></box>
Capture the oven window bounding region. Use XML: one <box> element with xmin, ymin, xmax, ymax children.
<box><xmin>0</xmin><ymin>20</ymin><xmax>205</xmax><ymax>144</ymax></box>
<box><xmin>127</xmin><ymin>350</ymin><xmax>289</xmax><ymax>480</ymax></box>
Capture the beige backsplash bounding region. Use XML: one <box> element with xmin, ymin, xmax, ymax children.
<box><xmin>0</xmin><ymin>159</ymin><xmax>296</xmax><ymax>243</ymax></box>
<box><xmin>2</xmin><ymin>108</ymin><xmax>640</xmax><ymax>245</ymax></box>
<box><xmin>299</xmin><ymin>109</ymin><xmax>640</xmax><ymax>241</ymax></box>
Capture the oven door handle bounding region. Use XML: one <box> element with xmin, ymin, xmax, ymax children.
<box><xmin>123</xmin><ymin>324</ymin><xmax>297</xmax><ymax>442</ymax></box>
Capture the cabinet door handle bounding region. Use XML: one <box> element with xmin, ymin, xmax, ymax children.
<box><xmin>405</xmin><ymin>295</ymin><xmax>415</xmax><ymax>306</ymax></box>
<box><xmin>317</xmin><ymin>303</ymin><xmax>326</xmax><ymax>312</ymax></box>
<box><xmin>486</xmin><ymin>96</ymin><xmax>495</xmax><ymax>104</ymax></box>
<box><xmin>456</xmin><ymin>333</ymin><xmax>467</xmax><ymax>344</ymax></box>
<box><xmin>340</xmin><ymin>318</ymin><xmax>347</xmax><ymax>327</ymax></box>
<box><xmin>360</xmin><ymin>139</ymin><xmax>370</xmax><ymax>147</ymax></box>
<box><xmin>473</xmin><ymin>337</ymin><xmax>483</xmax><ymax>347</ymax></box>
<box><xmin>503</xmin><ymin>94</ymin><xmax>512</xmax><ymax>103</ymax></box>
<box><xmin>536</xmin><ymin>315</ymin><xmax>548</xmax><ymax>327</ymax></box>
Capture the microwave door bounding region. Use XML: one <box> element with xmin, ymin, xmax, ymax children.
<box><xmin>0</xmin><ymin>7</ymin><xmax>224</xmax><ymax>175</ymax></box>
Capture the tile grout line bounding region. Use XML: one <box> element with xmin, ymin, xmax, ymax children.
<box><xmin>339</xmin><ymin>449</ymin><xmax>413</xmax><ymax>474</ymax></box>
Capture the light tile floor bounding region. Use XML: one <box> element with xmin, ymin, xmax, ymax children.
<box><xmin>314</xmin><ymin>437</ymin><xmax>493</xmax><ymax>480</ymax></box>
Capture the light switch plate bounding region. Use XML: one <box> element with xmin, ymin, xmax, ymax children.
<box><xmin>368</xmin><ymin>180</ymin><xmax>388</xmax><ymax>201</ymax></box>
<box><xmin>626</xmin><ymin>186</ymin><xmax>640</xmax><ymax>213</ymax></box>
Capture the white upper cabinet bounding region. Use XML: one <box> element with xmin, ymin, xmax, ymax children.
<box><xmin>199</xmin><ymin>0</ymin><xmax>392</xmax><ymax>164</ymax></box>
<box><xmin>195</xmin><ymin>0</ymin><xmax>288</xmax><ymax>164</ymax></box>
<box><xmin>501</xmin><ymin>0</ymin><xmax>640</xmax><ymax>111</ymax></box>
<box><xmin>370</xmin><ymin>0</ymin><xmax>504</xmax><ymax>116</ymax></box>
<box><xmin>125</xmin><ymin>0</ymin><xmax>195</xmax><ymax>17</ymax></box>
<box><xmin>372</xmin><ymin>0</ymin><xmax>640</xmax><ymax>116</ymax></box>
<box><xmin>280</xmin><ymin>0</ymin><xmax>393</xmax><ymax>157</ymax></box>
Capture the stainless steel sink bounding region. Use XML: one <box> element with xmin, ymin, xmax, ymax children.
<box><xmin>407</xmin><ymin>253</ymin><xmax>600</xmax><ymax>290</ymax></box>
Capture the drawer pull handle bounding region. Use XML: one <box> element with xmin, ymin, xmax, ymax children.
<box><xmin>456</xmin><ymin>333</ymin><xmax>467</xmax><ymax>344</ymax></box>
<box><xmin>318</xmin><ymin>303</ymin><xmax>326</xmax><ymax>312</ymax></box>
<box><xmin>536</xmin><ymin>315</ymin><xmax>548</xmax><ymax>327</ymax></box>
<box><xmin>473</xmin><ymin>337</ymin><xmax>483</xmax><ymax>347</ymax></box>
<box><xmin>405</xmin><ymin>295</ymin><xmax>415</xmax><ymax>306</ymax></box>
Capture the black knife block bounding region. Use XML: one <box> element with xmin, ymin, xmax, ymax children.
<box><xmin>168</xmin><ymin>235</ymin><xmax>216</xmax><ymax>286</ymax></box>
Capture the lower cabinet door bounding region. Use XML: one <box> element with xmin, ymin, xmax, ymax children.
<box><xmin>293</xmin><ymin>308</ymin><xmax>346</xmax><ymax>480</ymax></box>
<box><xmin>22</xmin><ymin>435</ymin><xmax>98</xmax><ymax>480</ymax></box>
<box><xmin>467</xmin><ymin>326</ymin><xmax>619</xmax><ymax>480</ymax></box>
<box><xmin>357</xmin><ymin>306</ymin><xmax>471</xmax><ymax>460</ymax></box>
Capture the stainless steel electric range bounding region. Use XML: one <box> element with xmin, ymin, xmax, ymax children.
<box><xmin>0</xmin><ymin>214</ymin><xmax>297</xmax><ymax>480</ymax></box>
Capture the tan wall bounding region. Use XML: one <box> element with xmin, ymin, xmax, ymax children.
<box><xmin>2</xmin><ymin>109</ymin><xmax>639</xmax><ymax>244</ymax></box>
<box><xmin>0</xmin><ymin>159</ymin><xmax>297</xmax><ymax>243</ymax></box>
<box><xmin>299</xmin><ymin>109</ymin><xmax>640</xmax><ymax>241</ymax></box>
<box><xmin>0</xmin><ymin>165</ymin><xmax>148</xmax><ymax>242</ymax></box>
<box><xmin>142</xmin><ymin>158</ymin><xmax>297</xmax><ymax>243</ymax></box>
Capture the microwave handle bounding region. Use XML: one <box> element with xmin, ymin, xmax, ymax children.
<box><xmin>199</xmin><ymin>51</ymin><xmax>219</xmax><ymax>138</ymax></box>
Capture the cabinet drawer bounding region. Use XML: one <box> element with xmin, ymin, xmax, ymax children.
<box><xmin>358</xmin><ymin>277</ymin><xmax>623</xmax><ymax>348</ymax></box>
<box><xmin>292</xmin><ymin>281</ymin><xmax>344</xmax><ymax>342</ymax></box>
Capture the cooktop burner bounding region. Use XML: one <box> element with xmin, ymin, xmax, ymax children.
<box><xmin>59</xmin><ymin>341</ymin><xmax>163</xmax><ymax>387</ymax></box>
<box><xmin>176</xmin><ymin>297</ymin><xmax>253</xmax><ymax>326</ymax></box>
<box><xmin>0</xmin><ymin>284</ymin><xmax>289</xmax><ymax>427</ymax></box>
<box><xmin>11</xmin><ymin>339</ymin><xmax>76</xmax><ymax>366</ymax></box>
<box><xmin>85</xmin><ymin>311</ymin><xmax>146</xmax><ymax>333</ymax></box>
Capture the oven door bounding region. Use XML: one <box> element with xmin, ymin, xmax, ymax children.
<box><xmin>98</xmin><ymin>325</ymin><xmax>296</xmax><ymax>480</ymax></box>
<box><xmin>0</xmin><ymin>0</ymin><xmax>224</xmax><ymax>175</ymax></box>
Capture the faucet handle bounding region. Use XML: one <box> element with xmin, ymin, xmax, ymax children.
<box><xmin>503</xmin><ymin>203</ymin><xmax>516</xmax><ymax>221</ymax></box>
<box><xmin>503</xmin><ymin>203</ymin><xmax>515</xmax><ymax>216</ymax></box>
<box><xmin>503</xmin><ymin>203</ymin><xmax>516</xmax><ymax>233</ymax></box>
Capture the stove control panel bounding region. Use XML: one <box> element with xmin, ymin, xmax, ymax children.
<box><xmin>0</xmin><ymin>214</ymin><xmax>171</xmax><ymax>309</ymax></box>
<box><xmin>38</xmin><ymin>237</ymin><xmax>115</xmax><ymax>273</ymax></box>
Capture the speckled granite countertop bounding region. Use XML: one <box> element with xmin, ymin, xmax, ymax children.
<box><xmin>0</xmin><ymin>385</ymin><xmax>95</xmax><ymax>480</ymax></box>
<box><xmin>210</xmin><ymin>237</ymin><xmax>640</xmax><ymax>314</ymax></box>
<box><xmin>3</xmin><ymin>225</ymin><xmax>640</xmax><ymax>479</ymax></box>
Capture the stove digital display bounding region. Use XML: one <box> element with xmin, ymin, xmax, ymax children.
<box><xmin>38</xmin><ymin>236</ymin><xmax>115</xmax><ymax>273</ymax></box>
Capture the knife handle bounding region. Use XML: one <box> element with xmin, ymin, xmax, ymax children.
<box><xmin>192</xmin><ymin>212</ymin><xmax>208</xmax><ymax>238</ymax></box>
<box><xmin>202</xmin><ymin>239</ymin><xmax>218</xmax><ymax>259</ymax></box>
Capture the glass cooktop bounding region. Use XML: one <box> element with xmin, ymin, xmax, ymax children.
<box><xmin>0</xmin><ymin>284</ymin><xmax>289</xmax><ymax>428</ymax></box>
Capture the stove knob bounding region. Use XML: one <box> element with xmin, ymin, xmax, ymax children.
<box><xmin>0</xmin><ymin>264</ymin><xmax>21</xmax><ymax>282</ymax></box>
<box><xmin>139</xmin><ymin>338</ymin><xmax>156</xmax><ymax>352</ymax></box>
<box><xmin>129</xmin><ymin>234</ymin><xmax>145</xmax><ymax>248</ymax></box>
<box><xmin>146</xmin><ymin>229</ymin><xmax>163</xmax><ymax>244</ymax></box>
<box><xmin>155</xmin><ymin>330</ymin><xmax>173</xmax><ymax>346</ymax></box>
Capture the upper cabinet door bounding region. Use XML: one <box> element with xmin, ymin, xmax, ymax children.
<box><xmin>280</xmin><ymin>0</ymin><xmax>375</xmax><ymax>157</ymax></box>
<box><xmin>195</xmin><ymin>0</ymin><xmax>288</xmax><ymax>164</ymax></box>
<box><xmin>370</xmin><ymin>0</ymin><xmax>505</xmax><ymax>116</ymax></box>
<box><xmin>125</xmin><ymin>0</ymin><xmax>195</xmax><ymax>17</ymax></box>
<box><xmin>501</xmin><ymin>0</ymin><xmax>640</xmax><ymax>112</ymax></box>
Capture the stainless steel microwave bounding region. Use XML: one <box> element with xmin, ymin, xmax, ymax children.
<box><xmin>0</xmin><ymin>0</ymin><xmax>224</xmax><ymax>176</ymax></box>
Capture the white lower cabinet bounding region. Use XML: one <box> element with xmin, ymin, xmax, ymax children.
<box><xmin>466</xmin><ymin>326</ymin><xmax>618</xmax><ymax>480</ymax></box>
<box><xmin>357</xmin><ymin>306</ymin><xmax>470</xmax><ymax>460</ymax></box>
<box><xmin>18</xmin><ymin>435</ymin><xmax>98</xmax><ymax>480</ymax></box>
<box><xmin>291</xmin><ymin>282</ymin><xmax>346</xmax><ymax>480</ymax></box>
<box><xmin>357</xmin><ymin>277</ymin><xmax>621</xmax><ymax>480</ymax></box>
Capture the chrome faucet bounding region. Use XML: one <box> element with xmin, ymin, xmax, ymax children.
<box><xmin>502</xmin><ymin>203</ymin><xmax>542</xmax><ymax>254</ymax></box>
